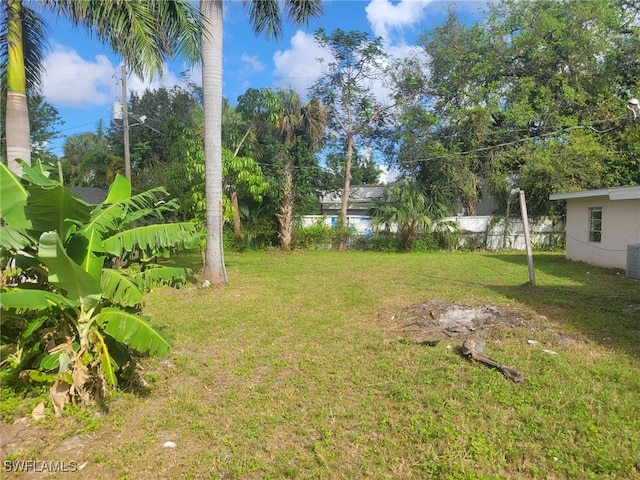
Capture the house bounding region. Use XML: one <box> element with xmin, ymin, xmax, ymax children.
<box><xmin>549</xmin><ymin>185</ymin><xmax>640</xmax><ymax>273</ymax></box>
<box><xmin>319</xmin><ymin>185</ymin><xmax>386</xmax><ymax>217</ymax></box>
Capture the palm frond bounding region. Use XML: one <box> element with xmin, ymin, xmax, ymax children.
<box><xmin>0</xmin><ymin>3</ymin><xmax>49</xmax><ymax>97</ymax></box>
<box><xmin>97</xmin><ymin>307</ymin><xmax>171</xmax><ymax>356</ymax></box>
<box><xmin>285</xmin><ymin>0</ymin><xmax>323</xmax><ymax>26</ymax></box>
<box><xmin>51</xmin><ymin>0</ymin><xmax>201</xmax><ymax>78</ymax></box>
<box><xmin>244</xmin><ymin>0</ymin><xmax>282</xmax><ymax>40</ymax></box>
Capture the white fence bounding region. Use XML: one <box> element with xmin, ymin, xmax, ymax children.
<box><xmin>300</xmin><ymin>215</ymin><xmax>565</xmax><ymax>250</ymax></box>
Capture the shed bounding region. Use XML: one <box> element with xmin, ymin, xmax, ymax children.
<box><xmin>549</xmin><ymin>185</ymin><xmax>640</xmax><ymax>271</ymax></box>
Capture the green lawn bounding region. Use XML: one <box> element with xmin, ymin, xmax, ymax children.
<box><xmin>3</xmin><ymin>250</ymin><xmax>640</xmax><ymax>479</ymax></box>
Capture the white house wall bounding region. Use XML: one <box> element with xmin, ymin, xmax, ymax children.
<box><xmin>565</xmin><ymin>196</ymin><xmax>640</xmax><ymax>269</ymax></box>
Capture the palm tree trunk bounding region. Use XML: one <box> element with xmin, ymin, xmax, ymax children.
<box><xmin>338</xmin><ymin>135</ymin><xmax>354</xmax><ymax>252</ymax></box>
<box><xmin>200</xmin><ymin>0</ymin><xmax>228</xmax><ymax>285</ymax></box>
<box><xmin>277</xmin><ymin>160</ymin><xmax>294</xmax><ymax>250</ymax></box>
<box><xmin>6</xmin><ymin>0</ymin><xmax>30</xmax><ymax>175</ymax></box>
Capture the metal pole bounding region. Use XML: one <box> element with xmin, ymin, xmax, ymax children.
<box><xmin>519</xmin><ymin>189</ymin><xmax>535</xmax><ymax>286</ymax></box>
<box><xmin>121</xmin><ymin>65</ymin><xmax>131</xmax><ymax>182</ymax></box>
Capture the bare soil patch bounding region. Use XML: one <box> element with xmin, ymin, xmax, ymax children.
<box><xmin>390</xmin><ymin>298</ymin><xmax>576</xmax><ymax>346</ymax></box>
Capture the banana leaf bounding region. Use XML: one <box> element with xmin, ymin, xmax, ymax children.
<box><xmin>96</xmin><ymin>307</ymin><xmax>171</xmax><ymax>356</ymax></box>
<box><xmin>139</xmin><ymin>266</ymin><xmax>190</xmax><ymax>290</ymax></box>
<box><xmin>100</xmin><ymin>268</ymin><xmax>144</xmax><ymax>307</ymax></box>
<box><xmin>0</xmin><ymin>289</ymin><xmax>80</xmax><ymax>313</ymax></box>
<box><xmin>0</xmin><ymin>225</ymin><xmax>35</xmax><ymax>251</ymax></box>
<box><xmin>0</xmin><ymin>162</ymin><xmax>31</xmax><ymax>232</ymax></box>
<box><xmin>27</xmin><ymin>184</ymin><xmax>92</xmax><ymax>242</ymax></box>
<box><xmin>93</xmin><ymin>330</ymin><xmax>118</xmax><ymax>387</ymax></box>
<box><xmin>67</xmin><ymin>228</ymin><xmax>106</xmax><ymax>280</ymax></box>
<box><xmin>101</xmin><ymin>222</ymin><xmax>199</xmax><ymax>257</ymax></box>
<box><xmin>104</xmin><ymin>174</ymin><xmax>131</xmax><ymax>204</ymax></box>
<box><xmin>85</xmin><ymin>187</ymin><xmax>169</xmax><ymax>236</ymax></box>
<box><xmin>38</xmin><ymin>232</ymin><xmax>101</xmax><ymax>310</ymax></box>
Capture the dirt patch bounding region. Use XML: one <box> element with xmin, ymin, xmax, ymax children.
<box><xmin>390</xmin><ymin>298</ymin><xmax>575</xmax><ymax>346</ymax></box>
<box><xmin>387</xmin><ymin>299</ymin><xmax>579</xmax><ymax>383</ymax></box>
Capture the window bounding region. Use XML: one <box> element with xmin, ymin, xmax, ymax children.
<box><xmin>589</xmin><ymin>207</ymin><xmax>602</xmax><ymax>242</ymax></box>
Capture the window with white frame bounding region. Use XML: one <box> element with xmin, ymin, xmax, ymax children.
<box><xmin>588</xmin><ymin>207</ymin><xmax>602</xmax><ymax>243</ymax></box>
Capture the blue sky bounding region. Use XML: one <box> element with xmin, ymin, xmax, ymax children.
<box><xmin>36</xmin><ymin>1</ymin><xmax>486</xmax><ymax>156</ymax></box>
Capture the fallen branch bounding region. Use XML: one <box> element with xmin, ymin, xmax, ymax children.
<box><xmin>462</xmin><ymin>337</ymin><xmax>525</xmax><ymax>383</ymax></box>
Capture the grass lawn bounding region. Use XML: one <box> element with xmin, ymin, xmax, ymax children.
<box><xmin>2</xmin><ymin>250</ymin><xmax>640</xmax><ymax>479</ymax></box>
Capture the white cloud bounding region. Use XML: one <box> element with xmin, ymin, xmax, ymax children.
<box><xmin>365</xmin><ymin>0</ymin><xmax>433</xmax><ymax>44</ymax></box>
<box><xmin>43</xmin><ymin>43</ymin><xmax>188</xmax><ymax>109</ymax></box>
<box><xmin>126</xmin><ymin>64</ymin><xmax>182</xmax><ymax>95</ymax></box>
<box><xmin>240</xmin><ymin>53</ymin><xmax>265</xmax><ymax>75</ymax></box>
<box><xmin>272</xmin><ymin>30</ymin><xmax>329</xmax><ymax>96</ymax></box>
<box><xmin>42</xmin><ymin>44</ymin><xmax>116</xmax><ymax>108</ymax></box>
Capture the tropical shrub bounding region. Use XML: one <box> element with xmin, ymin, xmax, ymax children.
<box><xmin>371</xmin><ymin>178</ymin><xmax>449</xmax><ymax>251</ymax></box>
<box><xmin>0</xmin><ymin>161</ymin><xmax>201</xmax><ymax>412</ymax></box>
<box><xmin>293</xmin><ymin>220</ymin><xmax>335</xmax><ymax>249</ymax></box>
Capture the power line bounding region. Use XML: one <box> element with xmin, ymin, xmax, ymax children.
<box><xmin>399</xmin><ymin>114</ymin><xmax>631</xmax><ymax>166</ymax></box>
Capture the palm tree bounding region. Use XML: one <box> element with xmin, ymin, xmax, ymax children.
<box><xmin>274</xmin><ymin>88</ymin><xmax>326</xmax><ymax>249</ymax></box>
<box><xmin>2</xmin><ymin>0</ymin><xmax>203</xmax><ymax>176</ymax></box>
<box><xmin>199</xmin><ymin>0</ymin><xmax>323</xmax><ymax>284</ymax></box>
<box><xmin>2</xmin><ymin>1</ymin><xmax>48</xmax><ymax>175</ymax></box>
<box><xmin>371</xmin><ymin>178</ymin><xmax>448</xmax><ymax>251</ymax></box>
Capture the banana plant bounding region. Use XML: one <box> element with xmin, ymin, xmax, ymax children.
<box><xmin>1</xmin><ymin>161</ymin><xmax>202</xmax><ymax>411</ymax></box>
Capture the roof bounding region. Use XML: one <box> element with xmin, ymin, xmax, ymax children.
<box><xmin>549</xmin><ymin>185</ymin><xmax>640</xmax><ymax>201</ymax></box>
<box><xmin>70</xmin><ymin>187</ymin><xmax>108</xmax><ymax>205</ymax></box>
<box><xmin>319</xmin><ymin>185</ymin><xmax>386</xmax><ymax>211</ymax></box>
<box><xmin>320</xmin><ymin>185</ymin><xmax>385</xmax><ymax>204</ymax></box>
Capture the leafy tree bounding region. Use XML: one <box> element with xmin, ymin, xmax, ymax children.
<box><xmin>107</xmin><ymin>85</ymin><xmax>202</xmax><ymax>191</ymax></box>
<box><xmin>225</xmin><ymin>91</ymin><xmax>278</xmax><ymax>240</ymax></box>
<box><xmin>1</xmin><ymin>162</ymin><xmax>200</xmax><ymax>410</ymax></box>
<box><xmin>409</xmin><ymin>0</ymin><xmax>640</xmax><ymax>216</ymax></box>
<box><xmin>322</xmin><ymin>146</ymin><xmax>381</xmax><ymax>190</ymax></box>
<box><xmin>2</xmin><ymin>0</ymin><xmax>202</xmax><ymax>175</ymax></box>
<box><xmin>199</xmin><ymin>0</ymin><xmax>323</xmax><ymax>284</ymax></box>
<box><xmin>311</xmin><ymin>29</ymin><xmax>422</xmax><ymax>250</ymax></box>
<box><xmin>27</xmin><ymin>95</ymin><xmax>63</xmax><ymax>161</ymax></box>
<box><xmin>164</xmin><ymin>117</ymin><xmax>269</xmax><ymax>250</ymax></box>
<box><xmin>61</xmin><ymin>121</ymin><xmax>122</xmax><ymax>188</ymax></box>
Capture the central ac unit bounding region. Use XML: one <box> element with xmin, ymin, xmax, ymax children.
<box><xmin>627</xmin><ymin>244</ymin><xmax>640</xmax><ymax>279</ymax></box>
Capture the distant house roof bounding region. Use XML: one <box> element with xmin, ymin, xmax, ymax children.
<box><xmin>70</xmin><ymin>187</ymin><xmax>108</xmax><ymax>205</ymax></box>
<box><xmin>550</xmin><ymin>185</ymin><xmax>640</xmax><ymax>202</ymax></box>
<box><xmin>319</xmin><ymin>185</ymin><xmax>385</xmax><ymax>213</ymax></box>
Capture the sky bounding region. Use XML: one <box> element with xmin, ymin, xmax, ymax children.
<box><xmin>36</xmin><ymin>0</ymin><xmax>486</xmax><ymax>157</ymax></box>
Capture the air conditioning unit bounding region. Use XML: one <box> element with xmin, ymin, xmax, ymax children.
<box><xmin>627</xmin><ymin>244</ymin><xmax>640</xmax><ymax>279</ymax></box>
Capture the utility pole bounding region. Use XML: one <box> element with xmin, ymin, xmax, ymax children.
<box><xmin>121</xmin><ymin>65</ymin><xmax>131</xmax><ymax>182</ymax></box>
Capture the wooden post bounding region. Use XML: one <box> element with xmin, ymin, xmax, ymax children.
<box><xmin>519</xmin><ymin>189</ymin><xmax>535</xmax><ymax>286</ymax></box>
